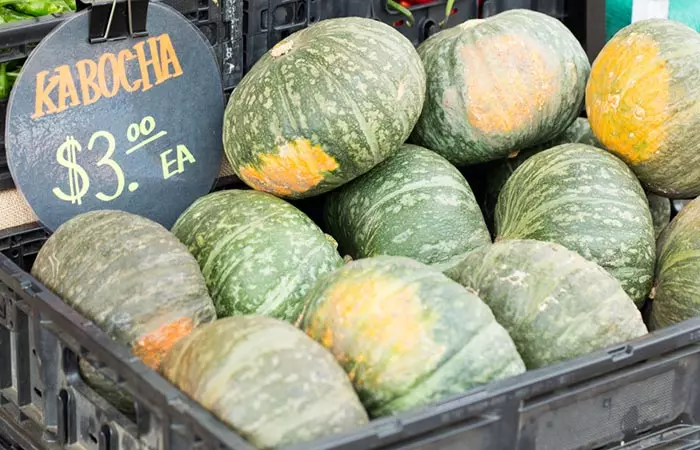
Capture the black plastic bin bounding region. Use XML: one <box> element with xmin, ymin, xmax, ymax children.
<box><xmin>482</xmin><ymin>0</ymin><xmax>567</xmax><ymax>19</ymax></box>
<box><xmin>2</xmin><ymin>223</ymin><xmax>700</xmax><ymax>450</ymax></box>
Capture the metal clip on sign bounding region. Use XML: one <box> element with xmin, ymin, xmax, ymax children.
<box><xmin>76</xmin><ymin>0</ymin><xmax>149</xmax><ymax>43</ymax></box>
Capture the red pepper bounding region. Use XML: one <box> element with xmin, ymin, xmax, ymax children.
<box><xmin>388</xmin><ymin>0</ymin><xmax>455</xmax><ymax>28</ymax></box>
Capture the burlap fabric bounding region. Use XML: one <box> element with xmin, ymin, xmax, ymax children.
<box><xmin>0</xmin><ymin>189</ymin><xmax>39</xmax><ymax>230</ymax></box>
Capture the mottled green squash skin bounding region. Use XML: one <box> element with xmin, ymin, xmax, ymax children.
<box><xmin>223</xmin><ymin>17</ymin><xmax>426</xmax><ymax>199</ymax></box>
<box><xmin>647</xmin><ymin>192</ymin><xmax>671</xmax><ymax>238</ymax></box>
<box><xmin>650</xmin><ymin>197</ymin><xmax>700</xmax><ymax>329</ymax></box>
<box><xmin>587</xmin><ymin>19</ymin><xmax>700</xmax><ymax>199</ymax></box>
<box><xmin>495</xmin><ymin>144</ymin><xmax>655</xmax><ymax>305</ymax></box>
<box><xmin>31</xmin><ymin>210</ymin><xmax>216</xmax><ymax>413</ymax></box>
<box><xmin>171</xmin><ymin>190</ymin><xmax>343</xmax><ymax>323</ymax></box>
<box><xmin>301</xmin><ymin>256</ymin><xmax>525</xmax><ymax>418</ymax></box>
<box><xmin>410</xmin><ymin>10</ymin><xmax>590</xmax><ymax>166</ymax></box>
<box><xmin>324</xmin><ymin>144</ymin><xmax>491</xmax><ymax>266</ymax></box>
<box><xmin>444</xmin><ymin>240</ymin><xmax>647</xmax><ymax>369</ymax></box>
<box><xmin>482</xmin><ymin>118</ymin><xmax>602</xmax><ymax>229</ymax></box>
<box><xmin>161</xmin><ymin>316</ymin><xmax>368</xmax><ymax>449</ymax></box>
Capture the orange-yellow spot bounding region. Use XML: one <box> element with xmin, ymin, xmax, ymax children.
<box><xmin>307</xmin><ymin>274</ymin><xmax>446</xmax><ymax>390</ymax></box>
<box><xmin>238</xmin><ymin>138</ymin><xmax>339</xmax><ymax>197</ymax></box>
<box><xmin>586</xmin><ymin>32</ymin><xmax>670</xmax><ymax>164</ymax></box>
<box><xmin>132</xmin><ymin>317</ymin><xmax>194</xmax><ymax>370</ymax></box>
<box><xmin>461</xmin><ymin>34</ymin><xmax>557</xmax><ymax>135</ymax></box>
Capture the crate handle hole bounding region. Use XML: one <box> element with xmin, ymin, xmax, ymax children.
<box><xmin>34</xmin><ymin>387</ymin><xmax>42</xmax><ymax>398</ymax></box>
<box><xmin>89</xmin><ymin>432</ymin><xmax>97</xmax><ymax>444</ymax></box>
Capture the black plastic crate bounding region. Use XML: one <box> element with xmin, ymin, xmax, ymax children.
<box><xmin>481</xmin><ymin>0</ymin><xmax>567</xmax><ymax>19</ymax></box>
<box><xmin>241</xmin><ymin>0</ymin><xmax>476</xmax><ymax>80</ymax></box>
<box><xmin>2</xmin><ymin>222</ymin><xmax>700</xmax><ymax>450</ymax></box>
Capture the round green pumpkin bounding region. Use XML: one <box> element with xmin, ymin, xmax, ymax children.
<box><xmin>161</xmin><ymin>315</ymin><xmax>369</xmax><ymax>449</ymax></box>
<box><xmin>31</xmin><ymin>210</ymin><xmax>216</xmax><ymax>413</ymax></box>
<box><xmin>223</xmin><ymin>17</ymin><xmax>426</xmax><ymax>199</ymax></box>
<box><xmin>650</xmin><ymin>197</ymin><xmax>700</xmax><ymax>329</ymax></box>
<box><xmin>482</xmin><ymin>118</ymin><xmax>603</xmax><ymax>230</ymax></box>
<box><xmin>587</xmin><ymin>19</ymin><xmax>700</xmax><ymax>198</ymax></box>
<box><xmin>410</xmin><ymin>9</ymin><xmax>590</xmax><ymax>166</ymax></box>
<box><xmin>444</xmin><ymin>240</ymin><xmax>647</xmax><ymax>369</ymax></box>
<box><xmin>171</xmin><ymin>190</ymin><xmax>343</xmax><ymax>323</ymax></box>
<box><xmin>301</xmin><ymin>255</ymin><xmax>525</xmax><ymax>418</ymax></box>
<box><xmin>647</xmin><ymin>192</ymin><xmax>671</xmax><ymax>239</ymax></box>
<box><xmin>495</xmin><ymin>144</ymin><xmax>655</xmax><ymax>305</ymax></box>
<box><xmin>324</xmin><ymin>144</ymin><xmax>491</xmax><ymax>267</ymax></box>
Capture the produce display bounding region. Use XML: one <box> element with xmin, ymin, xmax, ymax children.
<box><xmin>161</xmin><ymin>315</ymin><xmax>369</xmax><ymax>449</ymax></box>
<box><xmin>587</xmin><ymin>19</ymin><xmax>700</xmax><ymax>199</ymax></box>
<box><xmin>495</xmin><ymin>144</ymin><xmax>655</xmax><ymax>305</ymax></box>
<box><xmin>223</xmin><ymin>17</ymin><xmax>426</xmax><ymax>199</ymax></box>
<box><xmin>6</xmin><ymin>7</ymin><xmax>700</xmax><ymax>450</ymax></box>
<box><xmin>410</xmin><ymin>9</ymin><xmax>590</xmax><ymax>166</ymax></box>
<box><xmin>301</xmin><ymin>256</ymin><xmax>525</xmax><ymax>417</ymax></box>
<box><xmin>171</xmin><ymin>190</ymin><xmax>343</xmax><ymax>323</ymax></box>
<box><xmin>444</xmin><ymin>240</ymin><xmax>647</xmax><ymax>369</ymax></box>
<box><xmin>651</xmin><ymin>197</ymin><xmax>700</xmax><ymax>329</ymax></box>
<box><xmin>325</xmin><ymin>144</ymin><xmax>490</xmax><ymax>266</ymax></box>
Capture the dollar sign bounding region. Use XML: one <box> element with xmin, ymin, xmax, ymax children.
<box><xmin>52</xmin><ymin>136</ymin><xmax>90</xmax><ymax>205</ymax></box>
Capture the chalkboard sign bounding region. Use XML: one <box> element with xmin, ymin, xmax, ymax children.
<box><xmin>6</xmin><ymin>3</ymin><xmax>224</xmax><ymax>231</ymax></box>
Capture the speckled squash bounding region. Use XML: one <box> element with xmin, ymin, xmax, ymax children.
<box><xmin>324</xmin><ymin>144</ymin><xmax>491</xmax><ymax>266</ymax></box>
<box><xmin>444</xmin><ymin>240</ymin><xmax>647</xmax><ymax>369</ymax></box>
<box><xmin>482</xmin><ymin>118</ymin><xmax>603</xmax><ymax>229</ymax></box>
<box><xmin>301</xmin><ymin>256</ymin><xmax>525</xmax><ymax>418</ymax></box>
<box><xmin>495</xmin><ymin>144</ymin><xmax>655</xmax><ymax>305</ymax></box>
<box><xmin>161</xmin><ymin>316</ymin><xmax>368</xmax><ymax>449</ymax></box>
<box><xmin>647</xmin><ymin>192</ymin><xmax>671</xmax><ymax>238</ymax></box>
<box><xmin>223</xmin><ymin>17</ymin><xmax>426</xmax><ymax>199</ymax></box>
<box><xmin>410</xmin><ymin>9</ymin><xmax>590</xmax><ymax>166</ymax></box>
<box><xmin>650</xmin><ymin>197</ymin><xmax>700</xmax><ymax>329</ymax></box>
<box><xmin>31</xmin><ymin>210</ymin><xmax>216</xmax><ymax>412</ymax></box>
<box><xmin>586</xmin><ymin>19</ymin><xmax>700</xmax><ymax>198</ymax></box>
<box><xmin>171</xmin><ymin>190</ymin><xmax>343</xmax><ymax>323</ymax></box>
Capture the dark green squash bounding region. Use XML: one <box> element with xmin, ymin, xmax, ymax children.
<box><xmin>444</xmin><ymin>240</ymin><xmax>647</xmax><ymax>369</ymax></box>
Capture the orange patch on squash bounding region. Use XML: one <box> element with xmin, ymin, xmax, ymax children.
<box><xmin>238</xmin><ymin>138</ymin><xmax>339</xmax><ymax>197</ymax></box>
<box><xmin>586</xmin><ymin>32</ymin><xmax>670</xmax><ymax>164</ymax></box>
<box><xmin>306</xmin><ymin>274</ymin><xmax>446</xmax><ymax>389</ymax></box>
<box><xmin>461</xmin><ymin>34</ymin><xmax>557</xmax><ymax>135</ymax></box>
<box><xmin>132</xmin><ymin>317</ymin><xmax>194</xmax><ymax>370</ymax></box>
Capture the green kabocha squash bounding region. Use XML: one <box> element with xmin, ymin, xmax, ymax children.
<box><xmin>587</xmin><ymin>19</ymin><xmax>700</xmax><ymax>198</ymax></box>
<box><xmin>647</xmin><ymin>192</ymin><xmax>671</xmax><ymax>238</ymax></box>
<box><xmin>410</xmin><ymin>9</ymin><xmax>590</xmax><ymax>166</ymax></box>
<box><xmin>650</xmin><ymin>197</ymin><xmax>700</xmax><ymax>329</ymax></box>
<box><xmin>161</xmin><ymin>316</ymin><xmax>368</xmax><ymax>449</ymax></box>
<box><xmin>301</xmin><ymin>256</ymin><xmax>525</xmax><ymax>418</ymax></box>
<box><xmin>495</xmin><ymin>144</ymin><xmax>655</xmax><ymax>305</ymax></box>
<box><xmin>444</xmin><ymin>240</ymin><xmax>647</xmax><ymax>369</ymax></box>
<box><xmin>482</xmin><ymin>118</ymin><xmax>603</xmax><ymax>230</ymax></box>
<box><xmin>31</xmin><ymin>210</ymin><xmax>216</xmax><ymax>412</ymax></box>
<box><xmin>171</xmin><ymin>190</ymin><xmax>343</xmax><ymax>323</ymax></box>
<box><xmin>324</xmin><ymin>144</ymin><xmax>491</xmax><ymax>266</ymax></box>
<box><xmin>223</xmin><ymin>17</ymin><xmax>426</xmax><ymax>199</ymax></box>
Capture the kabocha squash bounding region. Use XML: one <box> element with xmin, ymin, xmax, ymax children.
<box><xmin>301</xmin><ymin>256</ymin><xmax>526</xmax><ymax>418</ymax></box>
<box><xmin>444</xmin><ymin>240</ymin><xmax>647</xmax><ymax>369</ymax></box>
<box><xmin>495</xmin><ymin>144</ymin><xmax>655</xmax><ymax>305</ymax></box>
<box><xmin>648</xmin><ymin>192</ymin><xmax>671</xmax><ymax>239</ymax></box>
<box><xmin>650</xmin><ymin>197</ymin><xmax>700</xmax><ymax>329</ymax></box>
<box><xmin>161</xmin><ymin>316</ymin><xmax>369</xmax><ymax>449</ymax></box>
<box><xmin>410</xmin><ymin>9</ymin><xmax>590</xmax><ymax>166</ymax></box>
<box><xmin>324</xmin><ymin>144</ymin><xmax>491</xmax><ymax>266</ymax></box>
<box><xmin>586</xmin><ymin>19</ymin><xmax>700</xmax><ymax>198</ymax></box>
<box><xmin>31</xmin><ymin>210</ymin><xmax>216</xmax><ymax>411</ymax></box>
<box><xmin>171</xmin><ymin>190</ymin><xmax>343</xmax><ymax>323</ymax></box>
<box><xmin>481</xmin><ymin>118</ymin><xmax>602</xmax><ymax>230</ymax></box>
<box><xmin>223</xmin><ymin>17</ymin><xmax>426</xmax><ymax>199</ymax></box>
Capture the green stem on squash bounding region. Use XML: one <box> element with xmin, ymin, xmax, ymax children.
<box><xmin>387</xmin><ymin>0</ymin><xmax>414</xmax><ymax>27</ymax></box>
<box><xmin>439</xmin><ymin>0</ymin><xmax>455</xmax><ymax>27</ymax></box>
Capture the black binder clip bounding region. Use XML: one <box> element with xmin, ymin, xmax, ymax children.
<box><xmin>76</xmin><ymin>0</ymin><xmax>150</xmax><ymax>44</ymax></box>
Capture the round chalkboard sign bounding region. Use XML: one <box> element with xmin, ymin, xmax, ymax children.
<box><xmin>6</xmin><ymin>3</ymin><xmax>224</xmax><ymax>231</ymax></box>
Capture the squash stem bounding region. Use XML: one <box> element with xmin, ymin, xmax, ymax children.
<box><xmin>387</xmin><ymin>0</ymin><xmax>414</xmax><ymax>27</ymax></box>
<box><xmin>439</xmin><ymin>0</ymin><xmax>455</xmax><ymax>27</ymax></box>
